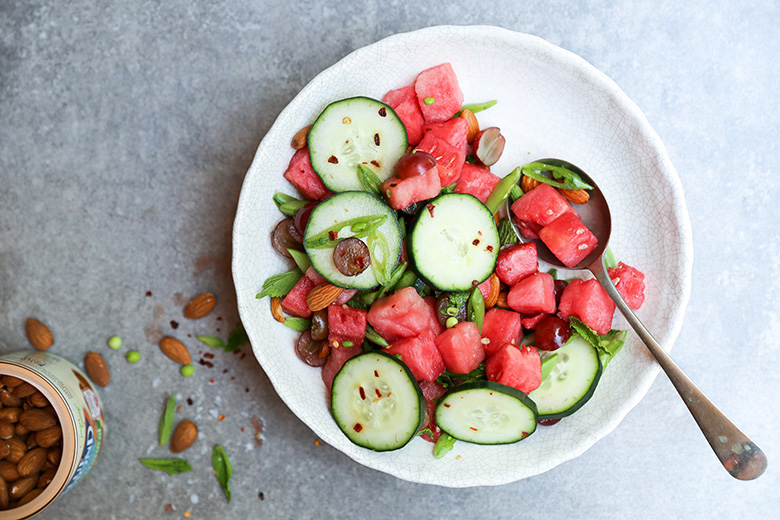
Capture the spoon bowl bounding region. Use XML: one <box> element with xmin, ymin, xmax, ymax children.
<box><xmin>506</xmin><ymin>159</ymin><xmax>767</xmax><ymax>480</ymax></box>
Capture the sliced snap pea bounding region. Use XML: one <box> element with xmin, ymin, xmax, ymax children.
<box><xmin>485</xmin><ymin>167</ymin><xmax>522</xmax><ymax>214</ymax></box>
<box><xmin>467</xmin><ymin>288</ymin><xmax>485</xmax><ymax>333</ymax></box>
<box><xmin>455</xmin><ymin>100</ymin><xmax>497</xmax><ymax>116</ymax></box>
<box><xmin>357</xmin><ymin>164</ymin><xmax>383</xmax><ymax>197</ymax></box>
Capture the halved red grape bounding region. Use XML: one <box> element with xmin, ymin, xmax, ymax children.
<box><xmin>296</xmin><ymin>330</ymin><xmax>328</xmax><ymax>367</ymax></box>
<box><xmin>271</xmin><ymin>219</ymin><xmax>300</xmax><ymax>258</ymax></box>
<box><xmin>538</xmin><ymin>418</ymin><xmax>561</xmax><ymax>426</ymax></box>
<box><xmin>553</xmin><ymin>279</ymin><xmax>569</xmax><ymax>308</ymax></box>
<box><xmin>395</xmin><ymin>151</ymin><xmax>436</xmax><ymax>179</ymax></box>
<box><xmin>473</xmin><ymin>127</ymin><xmax>505</xmax><ymax>166</ymax></box>
<box><xmin>534</xmin><ymin>315</ymin><xmax>572</xmax><ymax>351</ymax></box>
<box><xmin>310</xmin><ymin>310</ymin><xmax>329</xmax><ymax>341</ymax></box>
<box><xmin>293</xmin><ymin>201</ymin><xmax>318</xmax><ymax>237</ymax></box>
<box><xmin>333</xmin><ymin>237</ymin><xmax>371</xmax><ymax>276</ymax></box>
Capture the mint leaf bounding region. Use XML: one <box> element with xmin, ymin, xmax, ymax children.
<box><xmin>433</xmin><ymin>432</ymin><xmax>457</xmax><ymax>458</ymax></box>
<box><xmin>225</xmin><ymin>323</ymin><xmax>248</xmax><ymax>353</ymax></box>
<box><xmin>287</xmin><ymin>248</ymin><xmax>311</xmax><ymax>273</ymax></box>
<box><xmin>139</xmin><ymin>458</ymin><xmax>192</xmax><ymax>476</ymax></box>
<box><xmin>256</xmin><ymin>269</ymin><xmax>303</xmax><ymax>299</ymax></box>
<box><xmin>436</xmin><ymin>362</ymin><xmax>486</xmax><ymax>388</ymax></box>
<box><xmin>604</xmin><ymin>247</ymin><xmax>617</xmax><ymax>270</ymax></box>
<box><xmin>498</xmin><ymin>218</ymin><xmax>518</xmax><ymax>246</ymax></box>
<box><xmin>282</xmin><ymin>317</ymin><xmax>311</xmax><ymax>332</ymax></box>
<box><xmin>212</xmin><ymin>445</ymin><xmax>233</xmax><ymax>503</ymax></box>
<box><xmin>196</xmin><ymin>335</ymin><xmax>225</xmax><ymax>350</ymax></box>
<box><xmin>568</xmin><ymin>317</ymin><xmax>627</xmax><ymax>368</ymax></box>
<box><xmin>158</xmin><ymin>394</ymin><xmax>176</xmax><ymax>446</ymax></box>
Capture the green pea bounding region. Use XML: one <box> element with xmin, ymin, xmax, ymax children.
<box><xmin>424</xmin><ymin>97</ymin><xmax>435</xmax><ymax>105</ymax></box>
<box><xmin>107</xmin><ymin>335</ymin><xmax>122</xmax><ymax>350</ymax></box>
<box><xmin>180</xmin><ymin>364</ymin><xmax>195</xmax><ymax>377</ymax></box>
<box><xmin>126</xmin><ymin>350</ymin><xmax>141</xmax><ymax>363</ymax></box>
<box><xmin>445</xmin><ymin>317</ymin><xmax>458</xmax><ymax>328</ymax></box>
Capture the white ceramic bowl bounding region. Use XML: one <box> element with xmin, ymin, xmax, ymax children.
<box><xmin>232</xmin><ymin>25</ymin><xmax>693</xmax><ymax>487</ymax></box>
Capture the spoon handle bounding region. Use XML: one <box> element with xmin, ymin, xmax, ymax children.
<box><xmin>590</xmin><ymin>261</ymin><xmax>767</xmax><ymax>480</ymax></box>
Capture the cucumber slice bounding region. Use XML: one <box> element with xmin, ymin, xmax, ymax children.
<box><xmin>308</xmin><ymin>97</ymin><xmax>408</xmax><ymax>192</ymax></box>
<box><xmin>331</xmin><ymin>352</ymin><xmax>424</xmax><ymax>452</ymax></box>
<box><xmin>303</xmin><ymin>191</ymin><xmax>401</xmax><ymax>289</ymax></box>
<box><xmin>435</xmin><ymin>381</ymin><xmax>538</xmax><ymax>445</ymax></box>
<box><xmin>409</xmin><ymin>193</ymin><xmax>499</xmax><ymax>291</ymax></box>
<box><xmin>528</xmin><ymin>334</ymin><xmax>602</xmax><ymax>419</ymax></box>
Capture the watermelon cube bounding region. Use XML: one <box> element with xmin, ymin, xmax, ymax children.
<box><xmin>476</xmin><ymin>276</ymin><xmax>492</xmax><ymax>302</ymax></box>
<box><xmin>367</xmin><ymin>286</ymin><xmax>434</xmax><ymax>343</ymax></box>
<box><xmin>414</xmin><ymin>63</ymin><xmax>464</xmax><ymax>123</ymax></box>
<box><xmin>280</xmin><ymin>270</ymin><xmax>318</xmax><ymax>318</ymax></box>
<box><xmin>507</xmin><ymin>272</ymin><xmax>556</xmax><ymax>315</ymax></box>
<box><xmin>381</xmin><ymin>166</ymin><xmax>441</xmax><ymax>210</ymax></box>
<box><xmin>510</xmin><ymin>184</ymin><xmax>575</xmax><ymax>239</ymax></box>
<box><xmin>283</xmin><ymin>147</ymin><xmax>333</xmax><ymax>201</ymax></box>
<box><xmin>385</xmin><ymin>330</ymin><xmax>445</xmax><ymax>382</ymax></box>
<box><xmin>419</xmin><ymin>380</ymin><xmax>446</xmax><ymax>443</ymax></box>
<box><xmin>454</xmin><ymin>163</ymin><xmax>501</xmax><ymax>203</ymax></box>
<box><xmin>608</xmin><ymin>262</ymin><xmax>646</xmax><ymax>310</ymax></box>
<box><xmin>327</xmin><ymin>304</ymin><xmax>367</xmax><ymax>348</ymax></box>
<box><xmin>486</xmin><ymin>344</ymin><xmax>542</xmax><ymax>394</ymax></box>
<box><xmin>382</xmin><ymin>86</ymin><xmax>425</xmax><ymax>146</ymax></box>
<box><xmin>414</xmin><ymin>132</ymin><xmax>466</xmax><ymax>186</ymax></box>
<box><xmin>495</xmin><ymin>242</ymin><xmax>538</xmax><ymax>286</ymax></box>
<box><xmin>538</xmin><ymin>212</ymin><xmax>598</xmax><ymax>268</ymax></box>
<box><xmin>422</xmin><ymin>296</ymin><xmax>446</xmax><ymax>336</ymax></box>
<box><xmin>434</xmin><ymin>321</ymin><xmax>485</xmax><ymax>374</ymax></box>
<box><xmin>322</xmin><ymin>344</ymin><xmax>364</xmax><ymax>393</ymax></box>
<box><xmin>558</xmin><ymin>278</ymin><xmax>616</xmax><ymax>335</ymax></box>
<box><xmin>422</xmin><ymin>117</ymin><xmax>469</xmax><ymax>153</ymax></box>
<box><xmin>480</xmin><ymin>308</ymin><xmax>523</xmax><ymax>358</ymax></box>
<box><xmin>521</xmin><ymin>313</ymin><xmax>547</xmax><ymax>330</ymax></box>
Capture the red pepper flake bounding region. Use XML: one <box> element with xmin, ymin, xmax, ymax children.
<box><xmin>251</xmin><ymin>416</ymin><xmax>264</xmax><ymax>446</ymax></box>
<box><xmin>359</xmin><ymin>386</ymin><xmax>366</xmax><ymax>400</ymax></box>
<box><xmin>233</xmin><ymin>350</ymin><xmax>241</xmax><ymax>355</ymax></box>
<box><xmin>328</xmin><ymin>155</ymin><xmax>339</xmax><ymax>164</ymax></box>
<box><xmin>203</xmin><ymin>352</ymin><xmax>214</xmax><ymax>360</ymax></box>
<box><xmin>241</xmin><ymin>427</ymin><xmax>246</xmax><ymax>432</ymax></box>
<box><xmin>373</xmin><ymin>370</ymin><xmax>379</xmax><ymax>377</ymax></box>
<box><xmin>216</xmin><ymin>316</ymin><xmax>223</xmax><ymax>321</ymax></box>
<box><xmin>485</xmin><ymin>245</ymin><xmax>494</xmax><ymax>252</ymax></box>
<box><xmin>170</xmin><ymin>320</ymin><xmax>179</xmax><ymax>329</ymax></box>
<box><xmin>209</xmin><ymin>378</ymin><xmax>215</xmax><ymax>384</ymax></box>
<box><xmin>145</xmin><ymin>291</ymin><xmax>153</xmax><ymax>297</ymax></box>
<box><xmin>176</xmin><ymin>405</ymin><xmax>183</xmax><ymax>412</ymax></box>
<box><xmin>378</xmin><ymin>107</ymin><xmax>387</xmax><ymax>117</ymax></box>
<box><xmin>426</xmin><ymin>204</ymin><xmax>435</xmax><ymax>217</ymax></box>
<box><xmin>522</xmin><ymin>431</ymin><xmax>529</xmax><ymax>438</ymax></box>
<box><xmin>374</xmin><ymin>133</ymin><xmax>380</xmax><ymax>146</ymax></box>
<box><xmin>472</xmin><ymin>279</ymin><xmax>479</xmax><ymax>286</ymax></box>
<box><xmin>222</xmin><ymin>369</ymin><xmax>228</xmax><ymax>374</ymax></box>
<box><xmin>232</xmin><ymin>376</ymin><xmax>237</xmax><ymax>381</ymax></box>
<box><xmin>353</xmin><ymin>423</ymin><xmax>363</xmax><ymax>433</ymax></box>
<box><xmin>240</xmin><ymin>353</ymin><xmax>246</xmax><ymax>360</ymax></box>
<box><xmin>258</xmin><ymin>492</ymin><xmax>265</xmax><ymax>501</ymax></box>
<box><xmin>314</xmin><ymin>439</ymin><xmax>321</xmax><ymax>447</ymax></box>
<box><xmin>375</xmin><ymin>389</ymin><xmax>382</xmax><ymax>398</ymax></box>
<box><xmin>328</xmin><ymin>230</ymin><xmax>338</xmax><ymax>241</ymax></box>
<box><xmin>245</xmin><ymin>387</ymin><xmax>249</xmax><ymax>392</ymax></box>
<box><xmin>478</xmin><ymin>230</ymin><xmax>482</xmax><ymax>236</ymax></box>
<box><xmin>472</xmin><ymin>239</ymin><xmax>480</xmax><ymax>246</ymax></box>
<box><xmin>469</xmin><ymin>427</ymin><xmax>478</xmax><ymax>431</ymax></box>
<box><xmin>370</xmin><ymin>160</ymin><xmax>380</xmax><ymax>168</ymax></box>
<box><xmin>218</xmin><ymin>414</ymin><xmax>225</xmax><ymax>422</ymax></box>
<box><xmin>444</xmin><ymin>403</ymin><xmax>451</xmax><ymax>408</ymax></box>
<box><xmin>198</xmin><ymin>359</ymin><xmax>214</xmax><ymax>368</ymax></box>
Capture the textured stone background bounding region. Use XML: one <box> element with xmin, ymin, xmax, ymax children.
<box><xmin>1</xmin><ymin>1</ymin><xmax>778</xmax><ymax>518</ymax></box>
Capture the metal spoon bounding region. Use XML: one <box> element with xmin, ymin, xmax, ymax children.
<box><xmin>505</xmin><ymin>159</ymin><xmax>767</xmax><ymax>480</ymax></box>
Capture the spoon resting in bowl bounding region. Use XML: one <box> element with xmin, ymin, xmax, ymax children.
<box><xmin>505</xmin><ymin>159</ymin><xmax>767</xmax><ymax>480</ymax></box>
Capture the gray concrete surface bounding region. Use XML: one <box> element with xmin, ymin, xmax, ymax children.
<box><xmin>1</xmin><ymin>0</ymin><xmax>778</xmax><ymax>518</ymax></box>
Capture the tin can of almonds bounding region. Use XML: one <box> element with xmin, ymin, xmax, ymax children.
<box><xmin>0</xmin><ymin>350</ymin><xmax>106</xmax><ymax>519</ymax></box>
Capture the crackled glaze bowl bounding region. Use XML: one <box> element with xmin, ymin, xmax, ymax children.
<box><xmin>232</xmin><ymin>25</ymin><xmax>693</xmax><ymax>487</ymax></box>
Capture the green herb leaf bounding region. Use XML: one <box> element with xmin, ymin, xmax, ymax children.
<box><xmin>485</xmin><ymin>167</ymin><xmax>522</xmax><ymax>214</ymax></box>
<box><xmin>497</xmin><ymin>218</ymin><xmax>519</xmax><ymax>246</ymax></box>
<box><xmin>158</xmin><ymin>394</ymin><xmax>176</xmax><ymax>446</ymax></box>
<box><xmin>604</xmin><ymin>247</ymin><xmax>617</xmax><ymax>270</ymax></box>
<box><xmin>456</xmin><ymin>99</ymin><xmax>498</xmax><ymax>116</ymax></box>
<box><xmin>273</xmin><ymin>192</ymin><xmax>308</xmax><ymax>217</ymax></box>
<box><xmin>440</xmin><ymin>182</ymin><xmax>458</xmax><ymax>195</ymax></box>
<box><xmin>521</xmin><ymin>162</ymin><xmax>594</xmax><ymax>191</ymax></box>
<box><xmin>225</xmin><ymin>323</ymin><xmax>249</xmax><ymax>353</ymax></box>
<box><xmin>417</xmin><ymin>427</ymin><xmax>433</xmax><ymax>437</ymax></box>
<box><xmin>548</xmin><ymin>268</ymin><xmax>558</xmax><ymax>280</ymax></box>
<box><xmin>212</xmin><ymin>445</ymin><xmax>233</xmax><ymax>503</ymax></box>
<box><xmin>447</xmin><ymin>291</ymin><xmax>470</xmax><ymax>311</ymax></box>
<box><xmin>568</xmin><ymin>317</ymin><xmax>627</xmax><ymax>368</ymax></box>
<box><xmin>196</xmin><ymin>335</ymin><xmax>226</xmax><ymax>349</ymax></box>
<box><xmin>467</xmin><ymin>288</ymin><xmax>485</xmax><ymax>333</ymax></box>
<box><xmin>364</xmin><ymin>324</ymin><xmax>389</xmax><ymax>348</ymax></box>
<box><xmin>282</xmin><ymin>317</ymin><xmax>311</xmax><ymax>332</ymax></box>
<box><xmin>256</xmin><ymin>269</ymin><xmax>303</xmax><ymax>299</ymax></box>
<box><xmin>357</xmin><ymin>164</ymin><xmax>383</xmax><ymax>197</ymax></box>
<box><xmin>139</xmin><ymin>458</ymin><xmax>193</xmax><ymax>476</ymax></box>
<box><xmin>287</xmin><ymin>248</ymin><xmax>311</xmax><ymax>273</ymax></box>
<box><xmin>346</xmin><ymin>297</ymin><xmax>368</xmax><ymax>310</ymax></box>
<box><xmin>436</xmin><ymin>362</ymin><xmax>486</xmax><ymax>388</ymax></box>
<box><xmin>540</xmin><ymin>353</ymin><xmax>559</xmax><ymax>382</ymax></box>
<box><xmin>304</xmin><ymin>214</ymin><xmax>388</xmax><ymax>249</ymax></box>
<box><xmin>433</xmin><ymin>432</ymin><xmax>457</xmax><ymax>458</ymax></box>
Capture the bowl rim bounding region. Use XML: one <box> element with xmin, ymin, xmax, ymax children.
<box><xmin>232</xmin><ymin>24</ymin><xmax>694</xmax><ymax>487</ymax></box>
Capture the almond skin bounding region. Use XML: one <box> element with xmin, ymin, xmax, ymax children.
<box><xmin>159</xmin><ymin>337</ymin><xmax>192</xmax><ymax>365</ymax></box>
<box><xmin>17</xmin><ymin>447</ymin><xmax>46</xmax><ymax>477</ymax></box>
<box><xmin>460</xmin><ymin>109</ymin><xmax>480</xmax><ymax>143</ymax></box>
<box><xmin>306</xmin><ymin>283</ymin><xmax>343</xmax><ymax>312</ymax></box>
<box><xmin>496</xmin><ymin>291</ymin><xmax>509</xmax><ymax>309</ymax></box>
<box><xmin>25</xmin><ymin>318</ymin><xmax>54</xmax><ymax>351</ymax></box>
<box><xmin>84</xmin><ymin>352</ymin><xmax>110</xmax><ymax>387</ymax></box>
<box><xmin>270</xmin><ymin>297</ymin><xmax>285</xmax><ymax>323</ymax></box>
<box><xmin>6</xmin><ymin>437</ymin><xmax>26</xmax><ymax>464</ymax></box>
<box><xmin>19</xmin><ymin>409</ymin><xmax>57</xmax><ymax>432</ymax></box>
<box><xmin>35</xmin><ymin>426</ymin><xmax>62</xmax><ymax>448</ymax></box>
<box><xmin>170</xmin><ymin>420</ymin><xmax>198</xmax><ymax>453</ymax></box>
<box><xmin>9</xmin><ymin>476</ymin><xmax>37</xmax><ymax>500</ymax></box>
<box><xmin>17</xmin><ymin>487</ymin><xmax>43</xmax><ymax>506</ymax></box>
<box><xmin>0</xmin><ymin>423</ymin><xmax>12</xmax><ymax>441</ymax></box>
<box><xmin>0</xmin><ymin>462</ymin><xmax>19</xmax><ymax>482</ymax></box>
<box><xmin>0</xmin><ymin>476</ymin><xmax>8</xmax><ymax>510</ymax></box>
<box><xmin>183</xmin><ymin>293</ymin><xmax>216</xmax><ymax>319</ymax></box>
<box><xmin>558</xmin><ymin>188</ymin><xmax>590</xmax><ymax>204</ymax></box>
<box><xmin>12</xmin><ymin>382</ymin><xmax>37</xmax><ymax>398</ymax></box>
<box><xmin>520</xmin><ymin>175</ymin><xmax>540</xmax><ymax>193</ymax></box>
<box><xmin>484</xmin><ymin>273</ymin><xmax>501</xmax><ymax>309</ymax></box>
<box><xmin>0</xmin><ymin>389</ymin><xmax>21</xmax><ymax>408</ymax></box>
<box><xmin>291</xmin><ymin>125</ymin><xmax>312</xmax><ymax>150</ymax></box>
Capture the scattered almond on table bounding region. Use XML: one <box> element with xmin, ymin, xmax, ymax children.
<box><xmin>25</xmin><ymin>319</ymin><xmax>53</xmax><ymax>351</ymax></box>
<box><xmin>183</xmin><ymin>293</ymin><xmax>217</xmax><ymax>320</ymax></box>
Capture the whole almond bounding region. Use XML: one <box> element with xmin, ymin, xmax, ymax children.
<box><xmin>0</xmin><ymin>423</ymin><xmax>13</xmax><ymax>441</ymax></box>
<box><xmin>0</xmin><ymin>461</ymin><xmax>19</xmax><ymax>482</ymax></box>
<box><xmin>520</xmin><ymin>175</ymin><xmax>540</xmax><ymax>193</ymax></box>
<box><xmin>14</xmin><ymin>423</ymin><xmax>29</xmax><ymax>437</ymax></box>
<box><xmin>0</xmin><ymin>441</ymin><xmax>9</xmax><ymax>459</ymax></box>
<box><xmin>19</xmin><ymin>409</ymin><xmax>57</xmax><ymax>432</ymax></box>
<box><xmin>35</xmin><ymin>426</ymin><xmax>62</xmax><ymax>449</ymax></box>
<box><xmin>12</xmin><ymin>382</ymin><xmax>37</xmax><ymax>399</ymax></box>
<box><xmin>9</xmin><ymin>476</ymin><xmax>37</xmax><ymax>500</ymax></box>
<box><xmin>28</xmin><ymin>392</ymin><xmax>48</xmax><ymax>408</ymax></box>
<box><xmin>6</xmin><ymin>437</ymin><xmax>26</xmax><ymax>464</ymax></box>
<box><xmin>306</xmin><ymin>283</ymin><xmax>343</xmax><ymax>312</ymax></box>
<box><xmin>0</xmin><ymin>390</ymin><xmax>21</xmax><ymax>408</ymax></box>
<box><xmin>0</xmin><ymin>376</ymin><xmax>23</xmax><ymax>388</ymax></box>
<box><xmin>270</xmin><ymin>297</ymin><xmax>285</xmax><ymax>323</ymax></box>
<box><xmin>17</xmin><ymin>447</ymin><xmax>46</xmax><ymax>477</ymax></box>
<box><xmin>460</xmin><ymin>109</ymin><xmax>480</xmax><ymax>143</ymax></box>
<box><xmin>25</xmin><ymin>318</ymin><xmax>54</xmax><ymax>351</ymax></box>
<box><xmin>291</xmin><ymin>125</ymin><xmax>312</xmax><ymax>150</ymax></box>
<box><xmin>17</xmin><ymin>487</ymin><xmax>43</xmax><ymax>506</ymax></box>
<box><xmin>159</xmin><ymin>337</ymin><xmax>191</xmax><ymax>365</ymax></box>
<box><xmin>37</xmin><ymin>468</ymin><xmax>56</xmax><ymax>489</ymax></box>
<box><xmin>0</xmin><ymin>408</ymin><xmax>21</xmax><ymax>424</ymax></box>
<box><xmin>47</xmin><ymin>446</ymin><xmax>61</xmax><ymax>466</ymax></box>
<box><xmin>0</xmin><ymin>476</ymin><xmax>8</xmax><ymax>509</ymax></box>
<box><xmin>558</xmin><ymin>188</ymin><xmax>590</xmax><ymax>204</ymax></box>
<box><xmin>484</xmin><ymin>273</ymin><xmax>501</xmax><ymax>309</ymax></box>
<box><xmin>170</xmin><ymin>420</ymin><xmax>198</xmax><ymax>453</ymax></box>
<box><xmin>25</xmin><ymin>434</ymin><xmax>37</xmax><ymax>450</ymax></box>
<box><xmin>496</xmin><ymin>290</ymin><xmax>509</xmax><ymax>309</ymax></box>
<box><xmin>183</xmin><ymin>293</ymin><xmax>216</xmax><ymax>320</ymax></box>
<box><xmin>84</xmin><ymin>352</ymin><xmax>110</xmax><ymax>387</ymax></box>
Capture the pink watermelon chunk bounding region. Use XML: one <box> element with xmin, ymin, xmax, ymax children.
<box><xmin>280</xmin><ymin>272</ymin><xmax>316</xmax><ymax>318</ymax></box>
<box><xmin>381</xmin><ymin>166</ymin><xmax>441</xmax><ymax>210</ymax></box>
<box><xmin>608</xmin><ymin>262</ymin><xmax>645</xmax><ymax>310</ymax></box>
<box><xmin>434</xmin><ymin>321</ymin><xmax>485</xmax><ymax>374</ymax></box>
<box><xmin>283</xmin><ymin>147</ymin><xmax>333</xmax><ymax>201</ymax></box>
<box><xmin>486</xmin><ymin>344</ymin><xmax>542</xmax><ymax>394</ymax></box>
<box><xmin>495</xmin><ymin>242</ymin><xmax>538</xmax><ymax>286</ymax></box>
<box><xmin>422</xmin><ymin>296</ymin><xmax>446</xmax><ymax>336</ymax></box>
<box><xmin>385</xmin><ymin>330</ymin><xmax>445</xmax><ymax>382</ymax></box>
<box><xmin>419</xmin><ymin>380</ymin><xmax>446</xmax><ymax>443</ymax></box>
<box><xmin>510</xmin><ymin>184</ymin><xmax>575</xmax><ymax>239</ymax></box>
<box><xmin>558</xmin><ymin>278</ymin><xmax>616</xmax><ymax>335</ymax></box>
<box><xmin>538</xmin><ymin>212</ymin><xmax>598</xmax><ymax>268</ymax></box>
<box><xmin>322</xmin><ymin>345</ymin><xmax>364</xmax><ymax>393</ymax></box>
<box><xmin>476</xmin><ymin>277</ymin><xmax>492</xmax><ymax>302</ymax></box>
<box><xmin>521</xmin><ymin>313</ymin><xmax>548</xmax><ymax>330</ymax></box>
<box><xmin>415</xmin><ymin>132</ymin><xmax>466</xmax><ymax>186</ymax></box>
<box><xmin>507</xmin><ymin>272</ymin><xmax>556</xmax><ymax>315</ymax></box>
<box><xmin>454</xmin><ymin>163</ymin><xmax>501</xmax><ymax>203</ymax></box>
<box><xmin>422</xmin><ymin>118</ymin><xmax>469</xmax><ymax>153</ymax></box>
<box><xmin>414</xmin><ymin>63</ymin><xmax>464</xmax><ymax>123</ymax></box>
<box><xmin>382</xmin><ymin>86</ymin><xmax>425</xmax><ymax>146</ymax></box>
<box><xmin>367</xmin><ymin>286</ymin><xmax>434</xmax><ymax>343</ymax></box>
<box><xmin>481</xmin><ymin>308</ymin><xmax>523</xmax><ymax>358</ymax></box>
<box><xmin>327</xmin><ymin>304</ymin><xmax>367</xmax><ymax>348</ymax></box>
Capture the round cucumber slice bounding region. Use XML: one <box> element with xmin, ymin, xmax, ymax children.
<box><xmin>331</xmin><ymin>352</ymin><xmax>424</xmax><ymax>452</ymax></box>
<box><xmin>409</xmin><ymin>193</ymin><xmax>499</xmax><ymax>291</ymax></box>
<box><xmin>528</xmin><ymin>335</ymin><xmax>602</xmax><ymax>419</ymax></box>
<box><xmin>303</xmin><ymin>191</ymin><xmax>401</xmax><ymax>289</ymax></box>
<box><xmin>308</xmin><ymin>97</ymin><xmax>408</xmax><ymax>192</ymax></box>
<box><xmin>435</xmin><ymin>381</ymin><xmax>538</xmax><ymax>445</ymax></box>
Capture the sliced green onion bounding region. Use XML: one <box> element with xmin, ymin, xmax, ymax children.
<box><xmin>445</xmin><ymin>317</ymin><xmax>458</xmax><ymax>328</ymax></box>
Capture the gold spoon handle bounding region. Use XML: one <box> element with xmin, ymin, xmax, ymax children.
<box><xmin>589</xmin><ymin>258</ymin><xmax>767</xmax><ymax>480</ymax></box>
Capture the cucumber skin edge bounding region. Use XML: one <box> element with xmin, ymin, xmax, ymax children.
<box><xmin>533</xmin><ymin>350</ymin><xmax>603</xmax><ymax>420</ymax></box>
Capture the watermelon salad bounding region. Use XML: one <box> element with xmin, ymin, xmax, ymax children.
<box><xmin>258</xmin><ymin>62</ymin><xmax>646</xmax><ymax>456</ymax></box>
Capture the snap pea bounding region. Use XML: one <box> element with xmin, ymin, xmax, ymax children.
<box><xmin>304</xmin><ymin>214</ymin><xmax>387</xmax><ymax>249</ymax></box>
<box><xmin>521</xmin><ymin>162</ymin><xmax>594</xmax><ymax>191</ymax></box>
<box><xmin>455</xmin><ymin>100</ymin><xmax>498</xmax><ymax>116</ymax></box>
<box><xmin>485</xmin><ymin>167</ymin><xmax>522</xmax><ymax>214</ymax></box>
<box><xmin>467</xmin><ymin>288</ymin><xmax>485</xmax><ymax>333</ymax></box>
<box><xmin>273</xmin><ymin>191</ymin><xmax>308</xmax><ymax>217</ymax></box>
<box><xmin>364</xmin><ymin>324</ymin><xmax>389</xmax><ymax>347</ymax></box>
